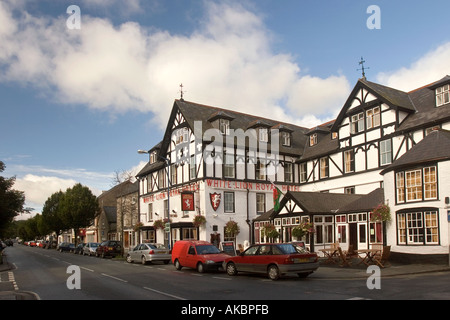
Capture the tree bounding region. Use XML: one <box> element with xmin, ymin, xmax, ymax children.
<box><xmin>60</xmin><ymin>183</ymin><xmax>100</xmax><ymax>245</ymax></box>
<box><xmin>0</xmin><ymin>161</ymin><xmax>26</xmax><ymax>234</ymax></box>
<box><xmin>42</xmin><ymin>191</ymin><xmax>68</xmax><ymax>239</ymax></box>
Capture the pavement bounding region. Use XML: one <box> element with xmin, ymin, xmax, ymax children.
<box><xmin>1</xmin><ymin>251</ymin><xmax>449</xmax><ymax>300</ymax></box>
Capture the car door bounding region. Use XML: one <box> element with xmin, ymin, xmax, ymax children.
<box><xmin>130</xmin><ymin>244</ymin><xmax>140</xmax><ymax>261</ymax></box>
<box><xmin>235</xmin><ymin>245</ymin><xmax>259</xmax><ymax>272</ymax></box>
<box><xmin>185</xmin><ymin>245</ymin><xmax>197</xmax><ymax>268</ymax></box>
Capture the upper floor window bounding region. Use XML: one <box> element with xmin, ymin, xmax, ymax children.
<box><xmin>350</xmin><ymin>112</ymin><xmax>364</xmax><ymax>134</ymax></box>
<box><xmin>224</xmin><ymin>153</ymin><xmax>235</xmax><ymax>178</ymax></box>
<box><xmin>379</xmin><ymin>139</ymin><xmax>392</xmax><ymax>166</ymax></box>
<box><xmin>319</xmin><ymin>157</ymin><xmax>329</xmax><ymax>179</ymax></box>
<box><xmin>396</xmin><ymin>166</ymin><xmax>437</xmax><ymax>203</ymax></box>
<box><xmin>310</xmin><ymin>133</ymin><xmax>317</xmax><ymax>146</ymax></box>
<box><xmin>344</xmin><ymin>150</ymin><xmax>355</xmax><ymax>173</ymax></box>
<box><xmin>219</xmin><ymin>119</ymin><xmax>230</xmax><ymax>135</ymax></box>
<box><xmin>281</xmin><ymin>132</ymin><xmax>291</xmax><ymax>146</ymax></box>
<box><xmin>299</xmin><ymin>163</ymin><xmax>307</xmax><ymax>183</ymax></box>
<box><xmin>175</xmin><ymin>127</ymin><xmax>189</xmax><ymax>145</ymax></box>
<box><xmin>436</xmin><ymin>84</ymin><xmax>450</xmax><ymax>107</ymax></box>
<box><xmin>150</xmin><ymin>152</ymin><xmax>157</xmax><ymax>164</ymax></box>
<box><xmin>366</xmin><ymin>106</ymin><xmax>380</xmax><ymax>129</ymax></box>
<box><xmin>284</xmin><ymin>162</ymin><xmax>293</xmax><ymax>183</ymax></box>
<box><xmin>259</xmin><ymin>128</ymin><xmax>268</xmax><ymax>142</ymax></box>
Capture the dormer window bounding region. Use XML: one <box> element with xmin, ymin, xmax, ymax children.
<box><xmin>259</xmin><ymin>128</ymin><xmax>268</xmax><ymax>142</ymax></box>
<box><xmin>310</xmin><ymin>133</ymin><xmax>317</xmax><ymax>146</ymax></box>
<box><xmin>366</xmin><ymin>106</ymin><xmax>380</xmax><ymax>129</ymax></box>
<box><xmin>150</xmin><ymin>151</ymin><xmax>157</xmax><ymax>164</ymax></box>
<box><xmin>281</xmin><ymin>131</ymin><xmax>291</xmax><ymax>146</ymax></box>
<box><xmin>436</xmin><ymin>84</ymin><xmax>449</xmax><ymax>107</ymax></box>
<box><xmin>219</xmin><ymin>119</ymin><xmax>230</xmax><ymax>135</ymax></box>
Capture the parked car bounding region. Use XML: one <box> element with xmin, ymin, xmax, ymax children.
<box><xmin>83</xmin><ymin>242</ymin><xmax>100</xmax><ymax>256</ymax></box>
<box><xmin>74</xmin><ymin>243</ymin><xmax>86</xmax><ymax>255</ymax></box>
<box><xmin>57</xmin><ymin>242</ymin><xmax>75</xmax><ymax>252</ymax></box>
<box><xmin>172</xmin><ymin>240</ymin><xmax>230</xmax><ymax>273</ymax></box>
<box><xmin>223</xmin><ymin>243</ymin><xmax>319</xmax><ymax>280</ymax></box>
<box><xmin>126</xmin><ymin>243</ymin><xmax>171</xmax><ymax>265</ymax></box>
<box><xmin>96</xmin><ymin>240</ymin><xmax>122</xmax><ymax>258</ymax></box>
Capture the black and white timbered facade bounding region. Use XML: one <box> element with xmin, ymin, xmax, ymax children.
<box><xmin>137</xmin><ymin>75</ymin><xmax>450</xmax><ymax>261</ymax></box>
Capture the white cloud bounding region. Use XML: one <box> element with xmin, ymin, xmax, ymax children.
<box><xmin>0</xmin><ymin>1</ymin><xmax>349</xmax><ymax>129</ymax></box>
<box><xmin>376</xmin><ymin>42</ymin><xmax>450</xmax><ymax>91</ymax></box>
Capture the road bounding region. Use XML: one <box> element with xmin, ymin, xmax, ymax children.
<box><xmin>3</xmin><ymin>245</ymin><xmax>450</xmax><ymax>303</ymax></box>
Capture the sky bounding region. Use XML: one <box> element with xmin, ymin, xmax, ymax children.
<box><xmin>1</xmin><ymin>0</ymin><xmax>450</xmax><ymax>218</ymax></box>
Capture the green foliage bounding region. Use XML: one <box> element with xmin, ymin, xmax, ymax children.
<box><xmin>0</xmin><ymin>161</ymin><xmax>26</xmax><ymax>233</ymax></box>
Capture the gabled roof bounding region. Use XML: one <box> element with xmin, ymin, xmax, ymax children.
<box><xmin>331</xmin><ymin>78</ymin><xmax>415</xmax><ymax>132</ymax></box>
<box><xmin>381</xmin><ymin>129</ymin><xmax>450</xmax><ymax>174</ymax></box>
<box><xmin>158</xmin><ymin>99</ymin><xmax>310</xmax><ymax>159</ymax></box>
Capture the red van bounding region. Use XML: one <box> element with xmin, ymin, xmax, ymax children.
<box><xmin>172</xmin><ymin>240</ymin><xmax>230</xmax><ymax>273</ymax></box>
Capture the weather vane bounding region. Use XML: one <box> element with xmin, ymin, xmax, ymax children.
<box><xmin>179</xmin><ymin>83</ymin><xmax>185</xmax><ymax>100</ymax></box>
<box><xmin>357</xmin><ymin>57</ymin><xmax>370</xmax><ymax>79</ymax></box>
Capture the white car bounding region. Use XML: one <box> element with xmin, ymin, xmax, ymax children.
<box><xmin>126</xmin><ymin>243</ymin><xmax>171</xmax><ymax>265</ymax></box>
<box><xmin>83</xmin><ymin>242</ymin><xmax>100</xmax><ymax>256</ymax></box>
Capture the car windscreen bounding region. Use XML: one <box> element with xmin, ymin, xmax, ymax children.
<box><xmin>196</xmin><ymin>245</ymin><xmax>221</xmax><ymax>254</ymax></box>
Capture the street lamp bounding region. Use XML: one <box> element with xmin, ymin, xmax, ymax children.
<box><xmin>138</xmin><ymin>149</ymin><xmax>172</xmax><ymax>249</ymax></box>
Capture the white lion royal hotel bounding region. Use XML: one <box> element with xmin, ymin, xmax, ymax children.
<box><xmin>136</xmin><ymin>75</ymin><xmax>450</xmax><ymax>263</ymax></box>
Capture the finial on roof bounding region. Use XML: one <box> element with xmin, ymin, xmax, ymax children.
<box><xmin>357</xmin><ymin>57</ymin><xmax>370</xmax><ymax>80</ymax></box>
<box><xmin>179</xmin><ymin>83</ymin><xmax>185</xmax><ymax>101</ymax></box>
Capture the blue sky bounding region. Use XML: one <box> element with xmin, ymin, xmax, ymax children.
<box><xmin>1</xmin><ymin>0</ymin><xmax>450</xmax><ymax>216</ymax></box>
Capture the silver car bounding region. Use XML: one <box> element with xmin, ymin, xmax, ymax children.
<box><xmin>83</xmin><ymin>242</ymin><xmax>100</xmax><ymax>256</ymax></box>
<box><xmin>126</xmin><ymin>243</ymin><xmax>171</xmax><ymax>265</ymax></box>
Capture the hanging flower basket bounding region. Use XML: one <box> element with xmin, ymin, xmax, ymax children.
<box><xmin>370</xmin><ymin>204</ymin><xmax>391</xmax><ymax>222</ymax></box>
<box><xmin>133</xmin><ymin>222</ymin><xmax>143</xmax><ymax>232</ymax></box>
<box><xmin>153</xmin><ymin>219</ymin><xmax>164</xmax><ymax>230</ymax></box>
<box><xmin>292</xmin><ymin>222</ymin><xmax>314</xmax><ymax>239</ymax></box>
<box><xmin>262</xmin><ymin>224</ymin><xmax>279</xmax><ymax>240</ymax></box>
<box><xmin>225</xmin><ymin>220</ymin><xmax>240</xmax><ymax>236</ymax></box>
<box><xmin>193</xmin><ymin>215</ymin><xmax>206</xmax><ymax>227</ymax></box>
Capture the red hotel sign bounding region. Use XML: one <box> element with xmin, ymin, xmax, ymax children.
<box><xmin>205</xmin><ymin>179</ymin><xmax>300</xmax><ymax>192</ymax></box>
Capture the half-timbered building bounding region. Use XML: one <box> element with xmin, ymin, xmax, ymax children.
<box><xmin>136</xmin><ymin>75</ymin><xmax>450</xmax><ymax>261</ymax></box>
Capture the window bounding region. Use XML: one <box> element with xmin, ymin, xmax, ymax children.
<box><xmin>344</xmin><ymin>150</ymin><xmax>354</xmax><ymax>173</ymax></box>
<box><xmin>406</xmin><ymin>169</ymin><xmax>422</xmax><ymax>201</ymax></box>
<box><xmin>170</xmin><ymin>164</ymin><xmax>177</xmax><ymax>185</ymax></box>
<box><xmin>331</xmin><ymin>132</ymin><xmax>338</xmax><ymax>140</ymax></box>
<box><xmin>366</xmin><ymin>106</ymin><xmax>380</xmax><ymax>129</ymax></box>
<box><xmin>310</xmin><ymin>133</ymin><xmax>317</xmax><ymax>146</ymax></box>
<box><xmin>314</xmin><ymin>215</ymin><xmax>334</xmax><ymax>244</ymax></box>
<box><xmin>396</xmin><ymin>166</ymin><xmax>437</xmax><ymax>203</ymax></box>
<box><xmin>219</xmin><ymin>119</ymin><xmax>230</xmax><ymax>135</ymax></box>
<box><xmin>380</xmin><ymin>139</ymin><xmax>392</xmax><ymax>166</ymax></box>
<box><xmin>299</xmin><ymin>163</ymin><xmax>307</xmax><ymax>183</ymax></box>
<box><xmin>163</xmin><ymin>199</ymin><xmax>168</xmax><ymax>216</ymax></box>
<box><xmin>344</xmin><ymin>186</ymin><xmax>355</xmax><ymax>194</ymax></box>
<box><xmin>319</xmin><ymin>157</ymin><xmax>329</xmax><ymax>179</ymax></box>
<box><xmin>424</xmin><ymin>166</ymin><xmax>437</xmax><ymax>200</ymax></box>
<box><xmin>436</xmin><ymin>84</ymin><xmax>450</xmax><ymax>107</ymax></box>
<box><xmin>397</xmin><ymin>211</ymin><xmax>439</xmax><ymax>245</ymax></box>
<box><xmin>189</xmin><ymin>155</ymin><xmax>196</xmax><ymax>180</ymax></box>
<box><xmin>281</xmin><ymin>132</ymin><xmax>291</xmax><ymax>146</ymax></box>
<box><xmin>256</xmin><ymin>193</ymin><xmax>265</xmax><ymax>213</ymax></box>
<box><xmin>256</xmin><ymin>161</ymin><xmax>266</xmax><ymax>180</ymax></box>
<box><xmin>224</xmin><ymin>192</ymin><xmax>235</xmax><ymax>213</ymax></box>
<box><xmin>150</xmin><ymin>152</ymin><xmax>157</xmax><ymax>164</ymax></box>
<box><xmin>147</xmin><ymin>203</ymin><xmax>153</xmax><ymax>222</ymax></box>
<box><xmin>259</xmin><ymin>128</ymin><xmax>268</xmax><ymax>142</ymax></box>
<box><xmin>158</xmin><ymin>169</ymin><xmax>166</xmax><ymax>189</ymax></box>
<box><xmin>224</xmin><ymin>153</ymin><xmax>235</xmax><ymax>178</ymax></box>
<box><xmin>175</xmin><ymin>127</ymin><xmax>189</xmax><ymax>145</ymax></box>
<box><xmin>284</xmin><ymin>162</ymin><xmax>293</xmax><ymax>183</ymax></box>
<box><xmin>351</xmin><ymin>112</ymin><xmax>364</xmax><ymax>134</ymax></box>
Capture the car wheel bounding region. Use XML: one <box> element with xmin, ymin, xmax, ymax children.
<box><xmin>141</xmin><ymin>256</ymin><xmax>147</xmax><ymax>265</ymax></box>
<box><xmin>226</xmin><ymin>262</ymin><xmax>237</xmax><ymax>276</ymax></box>
<box><xmin>197</xmin><ymin>262</ymin><xmax>205</xmax><ymax>273</ymax></box>
<box><xmin>174</xmin><ymin>259</ymin><xmax>182</xmax><ymax>270</ymax></box>
<box><xmin>101</xmin><ymin>252</ymin><xmax>106</xmax><ymax>259</ymax></box>
<box><xmin>268</xmin><ymin>265</ymin><xmax>280</xmax><ymax>281</ymax></box>
<box><xmin>126</xmin><ymin>255</ymin><xmax>133</xmax><ymax>263</ymax></box>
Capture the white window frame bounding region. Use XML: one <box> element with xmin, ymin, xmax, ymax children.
<box><xmin>284</xmin><ymin>162</ymin><xmax>293</xmax><ymax>183</ymax></box>
<box><xmin>366</xmin><ymin>106</ymin><xmax>380</xmax><ymax>129</ymax></box>
<box><xmin>380</xmin><ymin>139</ymin><xmax>392</xmax><ymax>166</ymax></box>
<box><xmin>351</xmin><ymin>112</ymin><xmax>364</xmax><ymax>134</ymax></box>
<box><xmin>219</xmin><ymin>119</ymin><xmax>230</xmax><ymax>135</ymax></box>
<box><xmin>224</xmin><ymin>192</ymin><xmax>235</xmax><ymax>213</ymax></box>
<box><xmin>436</xmin><ymin>84</ymin><xmax>450</xmax><ymax>107</ymax></box>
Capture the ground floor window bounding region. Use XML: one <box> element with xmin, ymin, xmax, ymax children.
<box><xmin>397</xmin><ymin>210</ymin><xmax>439</xmax><ymax>245</ymax></box>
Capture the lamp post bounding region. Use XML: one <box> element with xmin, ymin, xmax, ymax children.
<box><xmin>138</xmin><ymin>150</ymin><xmax>172</xmax><ymax>249</ymax></box>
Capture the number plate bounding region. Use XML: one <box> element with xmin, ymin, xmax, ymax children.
<box><xmin>294</xmin><ymin>258</ymin><xmax>309</xmax><ymax>263</ymax></box>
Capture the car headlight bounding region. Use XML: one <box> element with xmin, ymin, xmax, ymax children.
<box><xmin>205</xmin><ymin>260</ymin><xmax>215</xmax><ymax>264</ymax></box>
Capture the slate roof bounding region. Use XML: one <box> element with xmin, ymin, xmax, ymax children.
<box><xmin>381</xmin><ymin>129</ymin><xmax>450</xmax><ymax>174</ymax></box>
